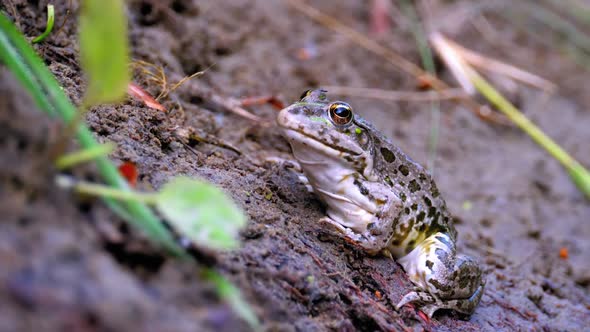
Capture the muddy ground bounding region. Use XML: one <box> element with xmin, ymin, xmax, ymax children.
<box><xmin>1</xmin><ymin>0</ymin><xmax>589</xmax><ymax>331</ymax></box>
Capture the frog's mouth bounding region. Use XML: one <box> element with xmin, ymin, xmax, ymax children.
<box><xmin>280</xmin><ymin>128</ymin><xmax>362</xmax><ymax>159</ymax></box>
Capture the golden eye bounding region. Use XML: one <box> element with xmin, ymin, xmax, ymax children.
<box><xmin>328</xmin><ymin>102</ymin><xmax>353</xmax><ymax>126</ymax></box>
<box><xmin>299</xmin><ymin>89</ymin><xmax>313</xmax><ymax>101</ymax></box>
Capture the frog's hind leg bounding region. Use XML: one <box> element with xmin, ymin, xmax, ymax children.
<box><xmin>395</xmin><ymin>232</ymin><xmax>484</xmax><ymax>317</ymax></box>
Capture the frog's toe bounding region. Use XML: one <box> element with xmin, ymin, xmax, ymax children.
<box><xmin>431</xmin><ymin>284</ymin><xmax>486</xmax><ymax>317</ymax></box>
<box><xmin>397</xmin><ymin>295</ymin><xmax>456</xmax><ymax>318</ymax></box>
<box><xmin>396</xmin><ymin>288</ymin><xmax>435</xmax><ymax>311</ymax></box>
<box><xmin>421</xmin><ymin>304</ymin><xmax>442</xmax><ymax>318</ymax></box>
<box><xmin>396</xmin><ymin>289</ymin><xmax>442</xmax><ymax>318</ymax></box>
<box><xmin>397</xmin><ymin>292</ymin><xmax>442</xmax><ymax>318</ymax></box>
<box><xmin>319</xmin><ymin>217</ymin><xmax>347</xmax><ymax>234</ymax></box>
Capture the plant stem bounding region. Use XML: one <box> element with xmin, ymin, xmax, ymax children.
<box><xmin>32</xmin><ymin>4</ymin><xmax>55</xmax><ymax>43</ymax></box>
<box><xmin>57</xmin><ymin>175</ymin><xmax>158</xmax><ymax>204</ymax></box>
<box><xmin>203</xmin><ymin>268</ymin><xmax>260</xmax><ymax>330</ymax></box>
<box><xmin>55</xmin><ymin>142</ymin><xmax>115</xmax><ymax>169</ymax></box>
<box><xmin>400</xmin><ymin>0</ymin><xmax>440</xmax><ymax>174</ymax></box>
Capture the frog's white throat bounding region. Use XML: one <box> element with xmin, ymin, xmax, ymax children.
<box><xmin>284</xmin><ymin>128</ymin><xmax>379</xmax><ymax>232</ymax></box>
<box><xmin>282</xmin><ymin>128</ymin><xmax>376</xmax><ymax>181</ymax></box>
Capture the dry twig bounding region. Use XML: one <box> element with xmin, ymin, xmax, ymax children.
<box><xmin>431</xmin><ymin>33</ymin><xmax>556</xmax><ymax>93</ymax></box>
<box><xmin>285</xmin><ymin>0</ymin><xmax>509</xmax><ymax>124</ymax></box>
<box><xmin>322</xmin><ymin>85</ymin><xmax>469</xmax><ymax>102</ymax></box>
<box><xmin>205</xmin><ymin>92</ymin><xmax>269</xmax><ymax>124</ymax></box>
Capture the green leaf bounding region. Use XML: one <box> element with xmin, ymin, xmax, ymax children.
<box><xmin>0</xmin><ymin>12</ymin><xmax>183</xmax><ymax>255</ymax></box>
<box><xmin>157</xmin><ymin>177</ymin><xmax>246</xmax><ymax>250</ymax></box>
<box><xmin>79</xmin><ymin>0</ymin><xmax>130</xmax><ymax>106</ymax></box>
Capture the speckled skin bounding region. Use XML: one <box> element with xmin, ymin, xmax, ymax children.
<box><xmin>277</xmin><ymin>89</ymin><xmax>484</xmax><ymax>317</ymax></box>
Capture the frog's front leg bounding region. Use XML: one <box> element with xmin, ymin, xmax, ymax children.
<box><xmin>317</xmin><ymin>180</ymin><xmax>403</xmax><ymax>255</ymax></box>
<box><xmin>395</xmin><ymin>232</ymin><xmax>484</xmax><ymax>317</ymax></box>
<box><xmin>318</xmin><ymin>216</ymin><xmax>393</xmax><ymax>256</ymax></box>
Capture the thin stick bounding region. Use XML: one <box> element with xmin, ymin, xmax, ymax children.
<box><xmin>55</xmin><ymin>0</ymin><xmax>73</xmax><ymax>39</ymax></box>
<box><xmin>322</xmin><ymin>86</ymin><xmax>468</xmax><ymax>102</ymax></box>
<box><xmin>429</xmin><ymin>32</ymin><xmax>476</xmax><ymax>94</ymax></box>
<box><xmin>400</xmin><ymin>0</ymin><xmax>440</xmax><ymax>174</ymax></box>
<box><xmin>208</xmin><ymin>93</ymin><xmax>268</xmax><ymax>124</ymax></box>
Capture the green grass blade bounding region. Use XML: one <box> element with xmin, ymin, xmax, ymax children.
<box><xmin>0</xmin><ymin>12</ymin><xmax>183</xmax><ymax>255</ymax></box>
<box><xmin>0</xmin><ymin>17</ymin><xmax>58</xmax><ymax>117</ymax></box>
<box><xmin>400</xmin><ymin>0</ymin><xmax>440</xmax><ymax>174</ymax></box>
<box><xmin>79</xmin><ymin>0</ymin><xmax>130</xmax><ymax>106</ymax></box>
<box><xmin>32</xmin><ymin>4</ymin><xmax>55</xmax><ymax>43</ymax></box>
<box><xmin>468</xmin><ymin>69</ymin><xmax>590</xmax><ymax>199</ymax></box>
<box><xmin>203</xmin><ymin>269</ymin><xmax>260</xmax><ymax>330</ymax></box>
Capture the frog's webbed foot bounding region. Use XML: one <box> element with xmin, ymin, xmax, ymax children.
<box><xmin>396</xmin><ymin>232</ymin><xmax>484</xmax><ymax>317</ymax></box>
<box><xmin>396</xmin><ymin>288</ymin><xmax>441</xmax><ymax>318</ymax></box>
<box><xmin>318</xmin><ymin>217</ymin><xmax>382</xmax><ymax>254</ymax></box>
<box><xmin>318</xmin><ymin>217</ymin><xmax>361</xmax><ymax>243</ymax></box>
<box><xmin>396</xmin><ymin>284</ymin><xmax>485</xmax><ymax>318</ymax></box>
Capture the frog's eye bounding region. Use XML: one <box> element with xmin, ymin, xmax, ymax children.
<box><xmin>328</xmin><ymin>102</ymin><xmax>353</xmax><ymax>126</ymax></box>
<box><xmin>299</xmin><ymin>89</ymin><xmax>313</xmax><ymax>101</ymax></box>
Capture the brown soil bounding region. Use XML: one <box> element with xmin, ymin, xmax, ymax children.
<box><xmin>1</xmin><ymin>0</ymin><xmax>589</xmax><ymax>331</ymax></box>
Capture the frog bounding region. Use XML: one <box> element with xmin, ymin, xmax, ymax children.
<box><xmin>276</xmin><ymin>89</ymin><xmax>484</xmax><ymax>317</ymax></box>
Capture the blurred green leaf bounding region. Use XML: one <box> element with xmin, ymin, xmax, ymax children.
<box><xmin>0</xmin><ymin>12</ymin><xmax>183</xmax><ymax>254</ymax></box>
<box><xmin>157</xmin><ymin>177</ymin><xmax>246</xmax><ymax>250</ymax></box>
<box><xmin>79</xmin><ymin>0</ymin><xmax>129</xmax><ymax>106</ymax></box>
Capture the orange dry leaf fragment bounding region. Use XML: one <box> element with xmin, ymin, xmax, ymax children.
<box><xmin>559</xmin><ymin>247</ymin><xmax>568</xmax><ymax>260</ymax></box>
<box><xmin>295</xmin><ymin>43</ymin><xmax>318</xmax><ymax>61</ymax></box>
<box><xmin>417</xmin><ymin>309</ymin><xmax>430</xmax><ymax>324</ymax></box>
<box><xmin>374</xmin><ymin>290</ymin><xmax>382</xmax><ymax>299</ymax></box>
<box><xmin>118</xmin><ymin>161</ymin><xmax>138</xmax><ymax>187</ymax></box>
<box><xmin>127</xmin><ymin>82</ymin><xmax>166</xmax><ymax>112</ymax></box>
<box><xmin>240</xmin><ymin>95</ymin><xmax>285</xmax><ymax>110</ymax></box>
<box><xmin>416</xmin><ymin>74</ymin><xmax>435</xmax><ymax>90</ymax></box>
